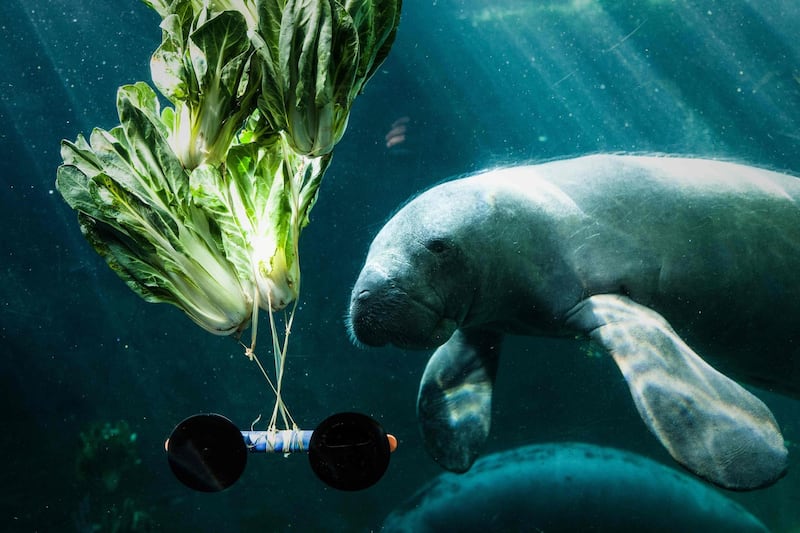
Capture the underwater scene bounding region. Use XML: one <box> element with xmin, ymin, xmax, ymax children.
<box><xmin>2</xmin><ymin>0</ymin><xmax>800</xmax><ymax>531</ymax></box>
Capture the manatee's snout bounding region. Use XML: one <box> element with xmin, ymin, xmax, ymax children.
<box><xmin>348</xmin><ymin>265</ymin><xmax>456</xmax><ymax>350</ymax></box>
<box><xmin>348</xmin><ymin>268</ymin><xmax>395</xmax><ymax>347</ymax></box>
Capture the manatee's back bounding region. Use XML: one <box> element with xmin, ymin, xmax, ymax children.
<box><xmin>486</xmin><ymin>155</ymin><xmax>800</xmax><ymax>396</ymax></box>
<box><xmin>382</xmin><ymin>443</ymin><xmax>769</xmax><ymax>532</ymax></box>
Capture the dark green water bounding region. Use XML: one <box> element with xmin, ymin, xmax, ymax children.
<box><xmin>1</xmin><ymin>0</ymin><xmax>799</xmax><ymax>531</ymax></box>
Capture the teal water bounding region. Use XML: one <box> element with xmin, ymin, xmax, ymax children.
<box><xmin>1</xmin><ymin>0</ymin><xmax>799</xmax><ymax>531</ymax></box>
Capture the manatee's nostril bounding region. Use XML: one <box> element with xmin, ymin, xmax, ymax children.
<box><xmin>353</xmin><ymin>268</ymin><xmax>387</xmax><ymax>303</ymax></box>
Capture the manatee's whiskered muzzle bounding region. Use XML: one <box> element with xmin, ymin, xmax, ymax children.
<box><xmin>347</xmin><ymin>270</ymin><xmax>402</xmax><ymax>346</ymax></box>
<box><xmin>347</xmin><ymin>266</ymin><xmax>448</xmax><ymax>349</ymax></box>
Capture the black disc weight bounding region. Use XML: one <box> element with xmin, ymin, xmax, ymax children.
<box><xmin>166</xmin><ymin>413</ymin><xmax>247</xmax><ymax>492</ymax></box>
<box><xmin>308</xmin><ymin>412</ymin><xmax>391</xmax><ymax>491</ymax></box>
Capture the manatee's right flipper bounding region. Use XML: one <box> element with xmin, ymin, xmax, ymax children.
<box><xmin>566</xmin><ymin>294</ymin><xmax>788</xmax><ymax>490</ymax></box>
<box><xmin>417</xmin><ymin>328</ymin><xmax>501</xmax><ymax>473</ymax></box>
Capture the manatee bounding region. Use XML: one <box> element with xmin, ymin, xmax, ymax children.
<box><xmin>382</xmin><ymin>442</ymin><xmax>769</xmax><ymax>532</ymax></box>
<box><xmin>348</xmin><ymin>154</ymin><xmax>800</xmax><ymax>490</ymax></box>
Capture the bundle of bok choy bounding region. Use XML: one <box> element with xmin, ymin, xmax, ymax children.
<box><xmin>56</xmin><ymin>0</ymin><xmax>401</xmax><ymax>338</ymax></box>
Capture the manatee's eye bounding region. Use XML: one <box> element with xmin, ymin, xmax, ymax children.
<box><xmin>424</xmin><ymin>238</ymin><xmax>449</xmax><ymax>254</ymax></box>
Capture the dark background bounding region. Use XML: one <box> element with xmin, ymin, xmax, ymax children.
<box><xmin>1</xmin><ymin>0</ymin><xmax>799</xmax><ymax>530</ymax></box>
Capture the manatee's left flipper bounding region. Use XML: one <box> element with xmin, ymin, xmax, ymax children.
<box><xmin>417</xmin><ymin>328</ymin><xmax>502</xmax><ymax>473</ymax></box>
<box><xmin>566</xmin><ymin>294</ymin><xmax>788</xmax><ymax>490</ymax></box>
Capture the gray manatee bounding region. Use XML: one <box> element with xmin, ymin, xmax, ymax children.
<box><xmin>381</xmin><ymin>442</ymin><xmax>769</xmax><ymax>532</ymax></box>
<box><xmin>348</xmin><ymin>154</ymin><xmax>800</xmax><ymax>490</ymax></box>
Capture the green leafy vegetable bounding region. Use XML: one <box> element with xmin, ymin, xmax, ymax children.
<box><xmin>58</xmin><ymin>82</ymin><xmax>252</xmax><ymax>335</ymax></box>
<box><xmin>56</xmin><ymin>0</ymin><xmax>401</xmax><ymax>336</ymax></box>
<box><xmin>151</xmin><ymin>4</ymin><xmax>257</xmax><ymax>169</ymax></box>
<box><xmin>254</xmin><ymin>0</ymin><xmax>401</xmax><ymax>156</ymax></box>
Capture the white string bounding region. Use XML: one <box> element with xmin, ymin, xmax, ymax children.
<box><xmin>242</xmin><ymin>272</ymin><xmax>298</xmax><ymax>433</ymax></box>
